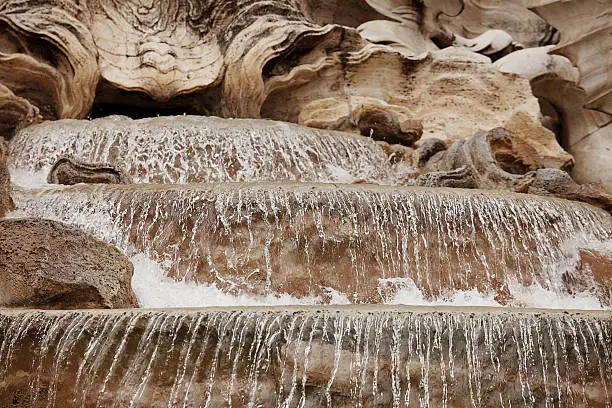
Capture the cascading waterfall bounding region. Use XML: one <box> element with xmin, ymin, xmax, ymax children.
<box><xmin>8</xmin><ymin>116</ymin><xmax>413</xmax><ymax>186</ymax></box>
<box><xmin>11</xmin><ymin>182</ymin><xmax>612</xmax><ymax>303</ymax></box>
<box><xmin>5</xmin><ymin>114</ymin><xmax>612</xmax><ymax>406</ymax></box>
<box><xmin>0</xmin><ymin>307</ymin><xmax>609</xmax><ymax>408</ymax></box>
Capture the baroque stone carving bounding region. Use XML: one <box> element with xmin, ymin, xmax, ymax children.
<box><xmin>0</xmin><ymin>0</ymin><xmax>558</xmax><ymax>148</ymax></box>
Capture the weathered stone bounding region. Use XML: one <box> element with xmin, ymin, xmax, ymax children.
<box><xmin>522</xmin><ymin>0</ymin><xmax>612</xmax><ymax>116</ymax></box>
<box><xmin>291</xmin><ymin>48</ymin><xmax>550</xmax><ymax>144</ymax></box>
<box><xmin>416</xmin><ymin>128</ymin><xmax>612</xmax><ymax>212</ymax></box>
<box><xmin>416</xmin><ymin>165</ymin><xmax>479</xmax><ymax>189</ymax></box>
<box><xmin>528</xmin><ymin>169</ymin><xmax>612</xmax><ymax>213</ymax></box>
<box><xmin>0</xmin><ymin>138</ymin><xmax>12</xmax><ymax>218</ymax></box>
<box><xmin>495</xmin><ymin>2</ymin><xmax>612</xmax><ymax>192</ymax></box>
<box><xmin>577</xmin><ymin>249</ymin><xmax>612</xmax><ymax>305</ymax></box>
<box><xmin>559</xmin><ymin>247</ymin><xmax>612</xmax><ymax>306</ymax></box>
<box><xmin>435</xmin><ymin>0</ymin><xmax>557</xmax><ymax>48</ymax></box>
<box><xmin>453</xmin><ymin>29</ymin><xmax>522</xmax><ymax>61</ymax></box>
<box><xmin>421</xmin><ymin>128</ymin><xmax>531</xmax><ymax>191</ymax></box>
<box><xmin>568</xmin><ymin>126</ymin><xmax>612</xmax><ymax>193</ymax></box>
<box><xmin>47</xmin><ymin>157</ymin><xmax>131</xmax><ymax>185</ymax></box>
<box><xmin>353</xmin><ymin>103</ymin><xmax>422</xmax><ymax>145</ymax></box>
<box><xmin>501</xmin><ymin>111</ymin><xmax>573</xmax><ymax>170</ymax></box>
<box><xmin>375</xmin><ymin>141</ymin><xmax>414</xmax><ymax>164</ymax></box>
<box><xmin>413</xmin><ymin>138</ymin><xmax>447</xmax><ymax>167</ymax></box>
<box><xmin>0</xmin><ymin>0</ymin><xmax>555</xmax><ymax>151</ymax></box>
<box><xmin>0</xmin><ymin>84</ymin><xmax>41</xmax><ymax>139</ymax></box>
<box><xmin>0</xmin><ymin>218</ymin><xmax>138</xmax><ymax>309</ymax></box>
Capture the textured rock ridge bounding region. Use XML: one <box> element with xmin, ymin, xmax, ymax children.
<box><xmin>0</xmin><ymin>138</ymin><xmax>12</xmax><ymax>217</ymax></box>
<box><xmin>417</xmin><ymin>127</ymin><xmax>612</xmax><ymax>212</ymax></box>
<box><xmin>0</xmin><ymin>0</ymin><xmax>558</xmax><ymax>147</ymax></box>
<box><xmin>0</xmin><ymin>218</ymin><xmax>138</xmax><ymax>309</ymax></box>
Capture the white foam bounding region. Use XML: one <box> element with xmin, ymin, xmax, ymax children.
<box><xmin>132</xmin><ymin>254</ymin><xmax>608</xmax><ymax>310</ymax></box>
<box><xmin>8</xmin><ymin>166</ymin><xmax>50</xmax><ymax>189</ymax></box>
<box><xmin>131</xmin><ymin>254</ymin><xmax>320</xmax><ymax>308</ymax></box>
<box><xmin>382</xmin><ymin>278</ymin><xmax>608</xmax><ymax>310</ymax></box>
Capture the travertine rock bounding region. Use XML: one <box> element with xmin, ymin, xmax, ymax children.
<box><xmin>568</xmin><ymin>126</ymin><xmax>612</xmax><ymax>194</ymax></box>
<box><xmin>352</xmin><ymin>103</ymin><xmax>423</xmax><ymax>145</ymax></box>
<box><xmin>413</xmin><ymin>138</ymin><xmax>447</xmax><ymax>167</ymax></box>
<box><xmin>507</xmin><ymin>1</ymin><xmax>612</xmax><ymax>192</ymax></box>
<box><xmin>574</xmin><ymin>248</ymin><xmax>612</xmax><ymax>305</ymax></box>
<box><xmin>0</xmin><ymin>0</ymin><xmax>557</xmax><ymax>150</ymax></box>
<box><xmin>289</xmin><ymin>48</ymin><xmax>550</xmax><ymax>143</ymax></box>
<box><xmin>47</xmin><ymin>157</ymin><xmax>131</xmax><ymax>185</ymax></box>
<box><xmin>418</xmin><ymin>128</ymin><xmax>612</xmax><ymax>212</ymax></box>
<box><xmin>522</xmin><ymin>0</ymin><xmax>612</xmax><ymax>116</ymax></box>
<box><xmin>527</xmin><ymin>169</ymin><xmax>612</xmax><ymax>213</ymax></box>
<box><xmin>0</xmin><ymin>1</ymin><xmax>99</xmax><ymax>120</ymax></box>
<box><xmin>0</xmin><ymin>218</ymin><xmax>138</xmax><ymax>309</ymax></box>
<box><xmin>0</xmin><ymin>84</ymin><xmax>40</xmax><ymax>138</ymax></box>
<box><xmin>0</xmin><ymin>138</ymin><xmax>12</xmax><ymax>217</ymax></box>
<box><xmin>437</xmin><ymin>0</ymin><xmax>557</xmax><ymax>48</ymax></box>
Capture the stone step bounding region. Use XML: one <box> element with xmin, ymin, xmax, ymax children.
<box><xmin>1</xmin><ymin>306</ymin><xmax>610</xmax><ymax>407</ymax></box>
<box><xmin>8</xmin><ymin>115</ymin><xmax>412</xmax><ymax>186</ymax></box>
<box><xmin>10</xmin><ymin>182</ymin><xmax>612</xmax><ymax>306</ymax></box>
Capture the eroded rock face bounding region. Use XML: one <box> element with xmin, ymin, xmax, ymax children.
<box><xmin>47</xmin><ymin>157</ymin><xmax>131</xmax><ymax>185</ymax></box>
<box><xmin>495</xmin><ymin>1</ymin><xmax>612</xmax><ymax>192</ymax></box>
<box><xmin>0</xmin><ymin>0</ymin><xmax>558</xmax><ymax>149</ymax></box>
<box><xmin>0</xmin><ymin>138</ymin><xmax>12</xmax><ymax>218</ymax></box>
<box><xmin>0</xmin><ymin>218</ymin><xmax>138</xmax><ymax>309</ymax></box>
<box><xmin>417</xmin><ymin>128</ymin><xmax>612</xmax><ymax>212</ymax></box>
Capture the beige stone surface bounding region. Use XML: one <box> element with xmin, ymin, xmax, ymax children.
<box><xmin>0</xmin><ymin>138</ymin><xmax>12</xmax><ymax>218</ymax></box>
<box><xmin>569</xmin><ymin>124</ymin><xmax>612</xmax><ymax>193</ymax></box>
<box><xmin>0</xmin><ymin>218</ymin><xmax>138</xmax><ymax>309</ymax></box>
<box><xmin>286</xmin><ymin>47</ymin><xmax>551</xmax><ymax>144</ymax></box>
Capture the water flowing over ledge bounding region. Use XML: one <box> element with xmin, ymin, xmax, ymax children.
<box><xmin>8</xmin><ymin>115</ymin><xmax>413</xmax><ymax>186</ymax></box>
<box><xmin>1</xmin><ymin>306</ymin><xmax>610</xmax><ymax>407</ymax></box>
<box><xmin>11</xmin><ymin>183</ymin><xmax>612</xmax><ymax>305</ymax></box>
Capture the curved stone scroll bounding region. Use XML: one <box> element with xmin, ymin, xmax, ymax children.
<box><xmin>0</xmin><ymin>1</ymin><xmax>99</xmax><ymax>127</ymax></box>
<box><xmin>522</xmin><ymin>0</ymin><xmax>612</xmax><ymax>116</ymax></box>
<box><xmin>47</xmin><ymin>157</ymin><xmax>131</xmax><ymax>185</ymax></box>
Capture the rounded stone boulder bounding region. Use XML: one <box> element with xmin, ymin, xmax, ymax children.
<box><xmin>0</xmin><ymin>218</ymin><xmax>138</xmax><ymax>309</ymax></box>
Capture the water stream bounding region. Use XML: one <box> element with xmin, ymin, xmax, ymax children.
<box><xmin>10</xmin><ymin>183</ymin><xmax>612</xmax><ymax>304</ymax></box>
<box><xmin>0</xmin><ymin>307</ymin><xmax>609</xmax><ymax>407</ymax></box>
<box><xmin>8</xmin><ymin>115</ymin><xmax>413</xmax><ymax>186</ymax></box>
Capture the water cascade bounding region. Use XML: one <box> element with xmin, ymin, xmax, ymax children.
<box><xmin>11</xmin><ymin>182</ymin><xmax>612</xmax><ymax>303</ymax></box>
<box><xmin>8</xmin><ymin>116</ymin><xmax>412</xmax><ymax>186</ymax></box>
<box><xmin>1</xmin><ymin>0</ymin><xmax>611</xmax><ymax>405</ymax></box>
<box><xmin>1</xmin><ymin>307</ymin><xmax>610</xmax><ymax>407</ymax></box>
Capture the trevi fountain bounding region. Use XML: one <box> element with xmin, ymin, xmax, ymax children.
<box><xmin>0</xmin><ymin>0</ymin><xmax>611</xmax><ymax>406</ymax></box>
